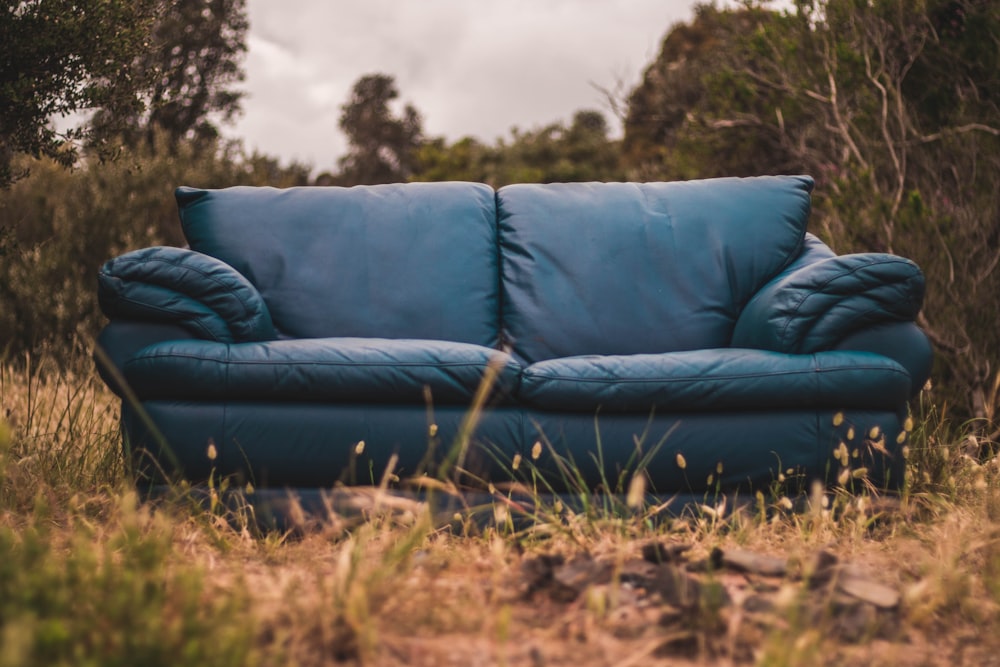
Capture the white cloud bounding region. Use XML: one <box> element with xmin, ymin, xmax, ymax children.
<box><xmin>229</xmin><ymin>0</ymin><xmax>701</xmax><ymax>171</ymax></box>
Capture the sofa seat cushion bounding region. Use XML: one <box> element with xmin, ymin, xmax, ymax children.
<box><xmin>122</xmin><ymin>337</ymin><xmax>521</xmax><ymax>404</ymax></box>
<box><xmin>517</xmin><ymin>349</ymin><xmax>910</xmax><ymax>412</ymax></box>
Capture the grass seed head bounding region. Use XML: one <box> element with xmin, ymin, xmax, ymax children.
<box><xmin>493</xmin><ymin>503</ymin><xmax>509</xmax><ymax>524</ymax></box>
<box><xmin>675</xmin><ymin>452</ymin><xmax>687</xmax><ymax>469</ymax></box>
<box><xmin>627</xmin><ymin>473</ymin><xmax>647</xmax><ymax>508</ymax></box>
<box><xmin>531</xmin><ymin>441</ymin><xmax>542</xmax><ymax>460</ymax></box>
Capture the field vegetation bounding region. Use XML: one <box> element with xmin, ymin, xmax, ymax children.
<box><xmin>1</xmin><ymin>356</ymin><xmax>999</xmax><ymax>666</ymax></box>
<box><xmin>1</xmin><ymin>1</ymin><xmax>998</xmax><ymax>664</ymax></box>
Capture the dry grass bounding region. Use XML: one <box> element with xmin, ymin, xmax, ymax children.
<box><xmin>1</xmin><ymin>355</ymin><xmax>999</xmax><ymax>666</ymax></box>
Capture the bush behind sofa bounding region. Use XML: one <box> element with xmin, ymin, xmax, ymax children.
<box><xmin>96</xmin><ymin>176</ymin><xmax>932</xmax><ymax>499</ymax></box>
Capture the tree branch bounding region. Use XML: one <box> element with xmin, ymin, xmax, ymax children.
<box><xmin>910</xmin><ymin>124</ymin><xmax>1000</xmax><ymax>144</ymax></box>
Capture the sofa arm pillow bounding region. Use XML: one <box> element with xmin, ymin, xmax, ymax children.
<box><xmin>98</xmin><ymin>246</ymin><xmax>276</xmax><ymax>343</ymax></box>
<box><xmin>731</xmin><ymin>253</ymin><xmax>925</xmax><ymax>354</ymax></box>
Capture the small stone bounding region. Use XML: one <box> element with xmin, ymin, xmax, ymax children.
<box><xmin>742</xmin><ymin>594</ymin><xmax>776</xmax><ymax>613</ymax></box>
<box><xmin>641</xmin><ymin>541</ymin><xmax>692</xmax><ymax>564</ymax></box>
<box><xmin>836</xmin><ymin>566</ymin><xmax>900</xmax><ymax>609</ymax></box>
<box><xmin>715</xmin><ymin>547</ymin><xmax>788</xmax><ymax>577</ymax></box>
<box><xmin>549</xmin><ymin>554</ymin><xmax>612</xmax><ymax>601</ymax></box>
<box><xmin>652</xmin><ymin>563</ymin><xmax>731</xmax><ymax>609</ymax></box>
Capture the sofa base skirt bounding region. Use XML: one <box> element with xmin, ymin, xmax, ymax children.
<box><xmin>121</xmin><ymin>401</ymin><xmax>908</xmax><ymax>495</ymax></box>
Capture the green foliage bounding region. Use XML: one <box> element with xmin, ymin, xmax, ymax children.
<box><xmin>92</xmin><ymin>0</ymin><xmax>249</xmax><ymax>148</ymax></box>
<box><xmin>0</xmin><ymin>0</ymin><xmax>160</xmax><ymax>187</ymax></box>
<box><xmin>0</xmin><ymin>136</ymin><xmax>309</xmax><ymax>359</ymax></box>
<box><xmin>1</xmin><ymin>0</ymin><xmax>249</xmax><ymax>189</ymax></box>
<box><xmin>0</xmin><ymin>497</ymin><xmax>256</xmax><ymax>667</ymax></box>
<box><xmin>415</xmin><ymin>109</ymin><xmax>624</xmax><ymax>187</ymax></box>
<box><xmin>335</xmin><ymin>74</ymin><xmax>623</xmax><ymax>187</ymax></box>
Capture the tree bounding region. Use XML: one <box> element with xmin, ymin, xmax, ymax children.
<box><xmin>337</xmin><ymin>74</ymin><xmax>423</xmax><ymax>185</ymax></box>
<box><xmin>0</xmin><ymin>0</ymin><xmax>160</xmax><ymax>187</ymax></box>
<box><xmin>623</xmin><ymin>0</ymin><xmax>1000</xmax><ymax>422</ymax></box>
<box><xmin>92</xmin><ymin>0</ymin><xmax>249</xmax><ymax>148</ymax></box>
<box><xmin>622</xmin><ymin>4</ymin><xmax>802</xmax><ymax>180</ymax></box>
<box><xmin>415</xmin><ymin>110</ymin><xmax>623</xmax><ymax>187</ymax></box>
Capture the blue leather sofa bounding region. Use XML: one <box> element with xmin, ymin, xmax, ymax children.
<box><xmin>96</xmin><ymin>176</ymin><xmax>932</xmax><ymax>500</ymax></box>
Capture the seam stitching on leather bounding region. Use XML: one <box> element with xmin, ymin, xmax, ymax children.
<box><xmin>115</xmin><ymin>255</ymin><xmax>259</xmax><ymax>326</ymax></box>
<box><xmin>523</xmin><ymin>365</ymin><xmax>911</xmax><ymax>384</ymax></box>
<box><xmin>777</xmin><ymin>259</ymin><xmax>917</xmax><ymax>350</ymax></box>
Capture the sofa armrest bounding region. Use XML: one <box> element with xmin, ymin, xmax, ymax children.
<box><xmin>833</xmin><ymin>321</ymin><xmax>933</xmax><ymax>396</ymax></box>
<box><xmin>94</xmin><ymin>321</ymin><xmax>199</xmax><ymax>396</ymax></box>
<box><xmin>98</xmin><ymin>246</ymin><xmax>276</xmax><ymax>343</ymax></box>
<box><xmin>732</xmin><ymin>252</ymin><xmax>925</xmax><ymax>354</ymax></box>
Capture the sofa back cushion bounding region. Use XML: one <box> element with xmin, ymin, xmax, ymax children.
<box><xmin>497</xmin><ymin>176</ymin><xmax>813</xmax><ymax>363</ymax></box>
<box><xmin>176</xmin><ymin>182</ymin><xmax>500</xmax><ymax>346</ymax></box>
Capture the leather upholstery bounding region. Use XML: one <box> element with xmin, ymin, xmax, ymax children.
<box><xmin>518</xmin><ymin>349</ymin><xmax>910</xmax><ymax>412</ymax></box>
<box><xmin>176</xmin><ymin>182</ymin><xmax>500</xmax><ymax>346</ymax></box>
<box><xmin>497</xmin><ymin>176</ymin><xmax>813</xmax><ymax>363</ymax></box>
<box><xmin>121</xmin><ymin>337</ymin><xmax>521</xmax><ymax>404</ymax></box>
<box><xmin>834</xmin><ymin>322</ymin><xmax>933</xmax><ymax>393</ymax></box>
<box><xmin>732</xmin><ymin>252</ymin><xmax>925</xmax><ymax>353</ymax></box>
<box><xmin>522</xmin><ymin>408</ymin><xmax>906</xmax><ymax>493</ymax></box>
<box><xmin>98</xmin><ymin>246</ymin><xmax>276</xmax><ymax>342</ymax></box>
<box><xmin>97</xmin><ymin>176</ymin><xmax>932</xmax><ymax>497</ymax></box>
<box><xmin>123</xmin><ymin>401</ymin><xmax>906</xmax><ymax>493</ymax></box>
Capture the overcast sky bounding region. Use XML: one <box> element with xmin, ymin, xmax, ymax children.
<box><xmin>227</xmin><ymin>1</ymin><xmax>710</xmax><ymax>172</ymax></box>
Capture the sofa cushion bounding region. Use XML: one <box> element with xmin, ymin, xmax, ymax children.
<box><xmin>175</xmin><ymin>182</ymin><xmax>500</xmax><ymax>347</ymax></box>
<box><xmin>122</xmin><ymin>337</ymin><xmax>522</xmax><ymax>404</ymax></box>
<box><xmin>517</xmin><ymin>349</ymin><xmax>911</xmax><ymax>412</ymax></box>
<box><xmin>497</xmin><ymin>176</ymin><xmax>813</xmax><ymax>363</ymax></box>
